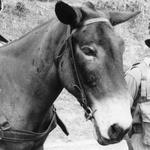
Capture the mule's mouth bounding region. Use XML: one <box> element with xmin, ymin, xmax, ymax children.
<box><xmin>97</xmin><ymin>137</ymin><xmax>122</xmax><ymax>146</ymax></box>
<box><xmin>96</xmin><ymin>134</ymin><xmax>123</xmax><ymax>146</ymax></box>
<box><xmin>92</xmin><ymin>118</ymin><xmax>126</xmax><ymax>146</ymax></box>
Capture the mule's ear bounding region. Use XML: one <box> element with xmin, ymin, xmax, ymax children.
<box><xmin>109</xmin><ymin>11</ymin><xmax>141</xmax><ymax>26</ymax></box>
<box><xmin>55</xmin><ymin>1</ymin><xmax>82</xmax><ymax>27</ymax></box>
<box><xmin>145</xmin><ymin>39</ymin><xmax>150</xmax><ymax>48</ymax></box>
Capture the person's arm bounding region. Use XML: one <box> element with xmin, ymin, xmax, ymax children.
<box><xmin>125</xmin><ymin>68</ymin><xmax>142</xmax><ymax>106</ymax></box>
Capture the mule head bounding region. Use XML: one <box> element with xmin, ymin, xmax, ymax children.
<box><xmin>55</xmin><ymin>1</ymin><xmax>140</xmax><ymax>145</ymax></box>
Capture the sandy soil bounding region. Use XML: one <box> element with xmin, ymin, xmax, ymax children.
<box><xmin>44</xmin><ymin>139</ymin><xmax>128</xmax><ymax>150</ymax></box>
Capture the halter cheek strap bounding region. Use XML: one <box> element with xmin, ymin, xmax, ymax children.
<box><xmin>69</xmin><ymin>18</ymin><xmax>111</xmax><ymax>120</ymax></box>
<box><xmin>57</xmin><ymin>17</ymin><xmax>112</xmax><ymax>121</ymax></box>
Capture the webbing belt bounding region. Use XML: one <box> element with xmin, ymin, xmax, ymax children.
<box><xmin>136</xmin><ymin>62</ymin><xmax>150</xmax><ymax>102</ymax></box>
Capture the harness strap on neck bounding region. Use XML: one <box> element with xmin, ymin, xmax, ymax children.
<box><xmin>0</xmin><ymin>108</ymin><xmax>57</xmax><ymax>143</ymax></box>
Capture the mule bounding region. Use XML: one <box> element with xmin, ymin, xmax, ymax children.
<box><xmin>0</xmin><ymin>1</ymin><xmax>140</xmax><ymax>150</ymax></box>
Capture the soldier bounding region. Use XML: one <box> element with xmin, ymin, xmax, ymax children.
<box><xmin>125</xmin><ymin>39</ymin><xmax>150</xmax><ymax>150</ymax></box>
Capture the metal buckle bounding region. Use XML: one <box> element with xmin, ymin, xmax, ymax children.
<box><xmin>1</xmin><ymin>123</ymin><xmax>11</xmax><ymax>131</ymax></box>
<box><xmin>0</xmin><ymin>122</ymin><xmax>11</xmax><ymax>140</ymax></box>
<box><xmin>0</xmin><ymin>128</ymin><xmax>4</xmax><ymax>140</ymax></box>
<box><xmin>85</xmin><ymin>107</ymin><xmax>97</xmax><ymax>121</ymax></box>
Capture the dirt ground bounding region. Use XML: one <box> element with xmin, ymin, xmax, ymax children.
<box><xmin>0</xmin><ymin>0</ymin><xmax>150</xmax><ymax>149</ymax></box>
<box><xmin>44</xmin><ymin>139</ymin><xmax>128</xmax><ymax>150</ymax></box>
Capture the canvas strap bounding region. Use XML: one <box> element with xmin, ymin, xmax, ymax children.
<box><xmin>136</xmin><ymin>60</ymin><xmax>150</xmax><ymax>102</ymax></box>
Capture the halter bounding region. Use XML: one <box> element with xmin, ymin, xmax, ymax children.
<box><xmin>57</xmin><ymin>17</ymin><xmax>111</xmax><ymax>121</ymax></box>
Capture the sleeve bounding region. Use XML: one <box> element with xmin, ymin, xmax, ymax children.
<box><xmin>125</xmin><ymin>68</ymin><xmax>142</xmax><ymax>105</ymax></box>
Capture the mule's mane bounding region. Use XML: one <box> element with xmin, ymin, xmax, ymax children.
<box><xmin>0</xmin><ymin>19</ymin><xmax>54</xmax><ymax>49</ymax></box>
<box><xmin>0</xmin><ymin>17</ymin><xmax>67</xmax><ymax>59</ymax></box>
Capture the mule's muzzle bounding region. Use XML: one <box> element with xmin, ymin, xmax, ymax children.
<box><xmin>94</xmin><ymin>120</ymin><xmax>130</xmax><ymax>145</ymax></box>
<box><xmin>97</xmin><ymin>136</ymin><xmax>122</xmax><ymax>146</ymax></box>
<box><xmin>97</xmin><ymin>127</ymin><xmax>128</xmax><ymax>146</ymax></box>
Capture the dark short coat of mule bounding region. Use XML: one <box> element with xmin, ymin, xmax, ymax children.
<box><xmin>0</xmin><ymin>1</ymin><xmax>140</xmax><ymax>150</ymax></box>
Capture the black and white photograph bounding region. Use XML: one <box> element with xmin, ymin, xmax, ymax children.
<box><xmin>0</xmin><ymin>0</ymin><xmax>149</xmax><ymax>150</ymax></box>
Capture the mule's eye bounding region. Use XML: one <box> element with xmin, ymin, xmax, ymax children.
<box><xmin>81</xmin><ymin>46</ymin><xmax>96</xmax><ymax>56</ymax></box>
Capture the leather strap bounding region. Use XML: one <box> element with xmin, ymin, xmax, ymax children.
<box><xmin>68</xmin><ymin>36</ymin><xmax>96</xmax><ymax>120</ymax></box>
<box><xmin>84</xmin><ymin>18</ymin><xmax>112</xmax><ymax>27</ymax></box>
<box><xmin>56</xmin><ymin>113</ymin><xmax>69</xmax><ymax>136</ymax></box>
<box><xmin>132</xmin><ymin>123</ymin><xmax>142</xmax><ymax>134</ymax></box>
<box><xmin>0</xmin><ymin>108</ymin><xmax>57</xmax><ymax>143</ymax></box>
<box><xmin>128</xmin><ymin>123</ymin><xmax>142</xmax><ymax>138</ymax></box>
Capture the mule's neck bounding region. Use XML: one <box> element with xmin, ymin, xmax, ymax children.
<box><xmin>0</xmin><ymin>19</ymin><xmax>67</xmax><ymax>59</ymax></box>
<box><xmin>0</xmin><ymin>19</ymin><xmax>69</xmax><ymax>131</ymax></box>
<box><xmin>1</xmin><ymin>18</ymin><xmax>69</xmax><ymax>90</ymax></box>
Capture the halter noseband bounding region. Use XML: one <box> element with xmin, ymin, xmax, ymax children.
<box><xmin>57</xmin><ymin>18</ymin><xmax>111</xmax><ymax>121</ymax></box>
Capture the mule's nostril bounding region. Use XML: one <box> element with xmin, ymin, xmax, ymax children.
<box><xmin>108</xmin><ymin>124</ymin><xmax>124</xmax><ymax>140</ymax></box>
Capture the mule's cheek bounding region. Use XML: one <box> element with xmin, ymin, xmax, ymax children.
<box><xmin>92</xmin><ymin>97</ymin><xmax>132</xmax><ymax>140</ymax></box>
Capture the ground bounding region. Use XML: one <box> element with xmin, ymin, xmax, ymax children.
<box><xmin>0</xmin><ymin>0</ymin><xmax>150</xmax><ymax>149</ymax></box>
